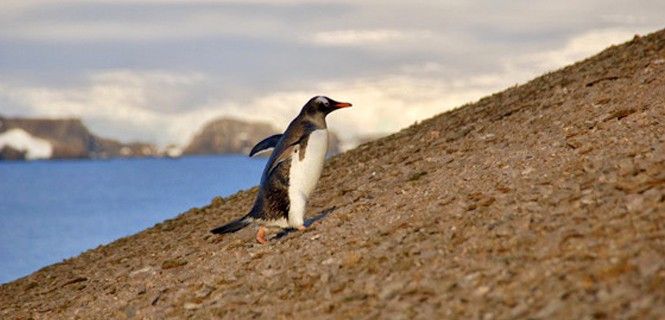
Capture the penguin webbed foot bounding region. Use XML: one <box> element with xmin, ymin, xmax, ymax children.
<box><xmin>256</xmin><ymin>226</ymin><xmax>268</xmax><ymax>244</ymax></box>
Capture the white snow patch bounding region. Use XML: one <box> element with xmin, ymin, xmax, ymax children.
<box><xmin>0</xmin><ymin>128</ymin><xmax>53</xmax><ymax>159</ymax></box>
<box><xmin>164</xmin><ymin>145</ymin><xmax>183</xmax><ymax>158</ymax></box>
<box><xmin>120</xmin><ymin>146</ymin><xmax>131</xmax><ymax>156</ymax></box>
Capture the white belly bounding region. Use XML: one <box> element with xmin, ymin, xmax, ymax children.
<box><xmin>287</xmin><ymin>129</ymin><xmax>328</xmax><ymax>227</ymax></box>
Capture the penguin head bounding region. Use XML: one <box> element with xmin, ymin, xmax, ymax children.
<box><xmin>303</xmin><ymin>96</ymin><xmax>352</xmax><ymax>116</ymax></box>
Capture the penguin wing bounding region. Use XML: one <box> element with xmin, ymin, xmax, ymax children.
<box><xmin>262</xmin><ymin>120</ymin><xmax>315</xmax><ymax>181</ymax></box>
<box><xmin>249</xmin><ymin>134</ymin><xmax>283</xmax><ymax>157</ymax></box>
<box><xmin>266</xmin><ymin>142</ymin><xmax>299</xmax><ymax>176</ymax></box>
<box><xmin>264</xmin><ymin>131</ymin><xmax>312</xmax><ymax>178</ymax></box>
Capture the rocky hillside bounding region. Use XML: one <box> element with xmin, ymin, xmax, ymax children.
<box><xmin>183</xmin><ymin>117</ymin><xmax>342</xmax><ymax>156</ymax></box>
<box><xmin>0</xmin><ymin>117</ymin><xmax>159</xmax><ymax>160</ymax></box>
<box><xmin>2</xmin><ymin>29</ymin><xmax>665</xmax><ymax>319</ymax></box>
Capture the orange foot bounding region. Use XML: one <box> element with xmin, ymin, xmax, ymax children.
<box><xmin>256</xmin><ymin>226</ymin><xmax>268</xmax><ymax>244</ymax></box>
<box><xmin>297</xmin><ymin>225</ymin><xmax>306</xmax><ymax>231</ymax></box>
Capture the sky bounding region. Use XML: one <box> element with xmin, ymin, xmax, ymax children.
<box><xmin>0</xmin><ymin>1</ymin><xmax>663</xmax><ymax>149</ymax></box>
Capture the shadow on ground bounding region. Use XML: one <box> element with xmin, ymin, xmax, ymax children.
<box><xmin>274</xmin><ymin>206</ymin><xmax>337</xmax><ymax>240</ymax></box>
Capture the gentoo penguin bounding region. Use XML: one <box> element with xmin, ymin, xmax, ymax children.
<box><xmin>210</xmin><ymin>96</ymin><xmax>352</xmax><ymax>243</ymax></box>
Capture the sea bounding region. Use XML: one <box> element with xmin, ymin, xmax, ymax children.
<box><xmin>0</xmin><ymin>155</ymin><xmax>266</xmax><ymax>284</ymax></box>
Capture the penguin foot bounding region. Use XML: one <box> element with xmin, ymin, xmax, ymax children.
<box><xmin>297</xmin><ymin>225</ymin><xmax>306</xmax><ymax>231</ymax></box>
<box><xmin>256</xmin><ymin>226</ymin><xmax>268</xmax><ymax>244</ymax></box>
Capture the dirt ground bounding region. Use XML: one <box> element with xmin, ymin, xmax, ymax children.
<box><xmin>2</xmin><ymin>29</ymin><xmax>664</xmax><ymax>319</ymax></box>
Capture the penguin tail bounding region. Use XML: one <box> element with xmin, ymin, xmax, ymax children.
<box><xmin>210</xmin><ymin>217</ymin><xmax>251</xmax><ymax>234</ymax></box>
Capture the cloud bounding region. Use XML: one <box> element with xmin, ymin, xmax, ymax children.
<box><xmin>493</xmin><ymin>28</ymin><xmax>647</xmax><ymax>85</ymax></box>
<box><xmin>527</xmin><ymin>29</ymin><xmax>639</xmax><ymax>71</ymax></box>
<box><xmin>1</xmin><ymin>0</ymin><xmax>663</xmax><ymax>152</ymax></box>
<box><xmin>0</xmin><ymin>69</ymin><xmax>495</xmax><ymax>149</ymax></box>
<box><xmin>0</xmin><ymin>27</ymin><xmax>651</xmax><ymax>151</ymax></box>
<box><xmin>0</xmin><ymin>70</ymin><xmax>217</xmax><ymax>146</ymax></box>
<box><xmin>1</xmin><ymin>12</ymin><xmax>272</xmax><ymax>42</ymax></box>
<box><xmin>309</xmin><ymin>29</ymin><xmax>434</xmax><ymax>47</ymax></box>
<box><xmin>0</xmin><ymin>1</ymin><xmax>309</xmax><ymax>42</ymax></box>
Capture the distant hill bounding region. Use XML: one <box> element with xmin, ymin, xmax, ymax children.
<box><xmin>0</xmin><ymin>117</ymin><xmax>159</xmax><ymax>160</ymax></box>
<box><xmin>2</xmin><ymin>29</ymin><xmax>665</xmax><ymax>319</ymax></box>
<box><xmin>183</xmin><ymin>117</ymin><xmax>342</xmax><ymax>157</ymax></box>
<box><xmin>182</xmin><ymin>118</ymin><xmax>277</xmax><ymax>156</ymax></box>
<box><xmin>0</xmin><ymin>116</ymin><xmax>344</xmax><ymax>161</ymax></box>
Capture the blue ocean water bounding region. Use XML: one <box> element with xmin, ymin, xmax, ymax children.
<box><xmin>0</xmin><ymin>155</ymin><xmax>266</xmax><ymax>284</ymax></box>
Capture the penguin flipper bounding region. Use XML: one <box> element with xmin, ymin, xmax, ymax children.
<box><xmin>266</xmin><ymin>143</ymin><xmax>297</xmax><ymax>177</ymax></box>
<box><xmin>210</xmin><ymin>217</ymin><xmax>251</xmax><ymax>234</ymax></box>
<box><xmin>249</xmin><ymin>134</ymin><xmax>283</xmax><ymax>157</ymax></box>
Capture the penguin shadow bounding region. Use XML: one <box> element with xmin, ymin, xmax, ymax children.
<box><xmin>274</xmin><ymin>206</ymin><xmax>337</xmax><ymax>240</ymax></box>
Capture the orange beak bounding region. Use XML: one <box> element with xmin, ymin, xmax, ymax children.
<box><xmin>334</xmin><ymin>102</ymin><xmax>353</xmax><ymax>108</ymax></box>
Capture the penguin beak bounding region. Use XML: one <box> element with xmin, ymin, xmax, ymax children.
<box><xmin>334</xmin><ymin>102</ymin><xmax>352</xmax><ymax>109</ymax></box>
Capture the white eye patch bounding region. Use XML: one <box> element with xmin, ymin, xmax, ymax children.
<box><xmin>314</xmin><ymin>96</ymin><xmax>329</xmax><ymax>105</ymax></box>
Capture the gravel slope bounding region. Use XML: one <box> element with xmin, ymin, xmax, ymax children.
<box><xmin>2</xmin><ymin>29</ymin><xmax>665</xmax><ymax>319</ymax></box>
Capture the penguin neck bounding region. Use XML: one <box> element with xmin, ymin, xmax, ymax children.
<box><xmin>300</xmin><ymin>111</ymin><xmax>328</xmax><ymax>130</ymax></box>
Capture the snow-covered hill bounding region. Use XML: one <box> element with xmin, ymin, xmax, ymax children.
<box><xmin>0</xmin><ymin>128</ymin><xmax>53</xmax><ymax>160</ymax></box>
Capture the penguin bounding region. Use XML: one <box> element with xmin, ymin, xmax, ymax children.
<box><xmin>210</xmin><ymin>96</ymin><xmax>352</xmax><ymax>243</ymax></box>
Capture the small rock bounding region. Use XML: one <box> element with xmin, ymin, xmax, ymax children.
<box><xmin>184</xmin><ymin>302</ymin><xmax>202</xmax><ymax>310</ymax></box>
<box><xmin>123</xmin><ymin>305</ymin><xmax>136</xmax><ymax>318</ymax></box>
<box><xmin>261</xmin><ymin>269</ymin><xmax>278</xmax><ymax>277</ymax></box>
<box><xmin>151</xmin><ymin>291</ymin><xmax>164</xmax><ymax>306</ymax></box>
<box><xmin>379</xmin><ymin>281</ymin><xmax>404</xmax><ymax>300</ymax></box>
<box><xmin>510</xmin><ymin>303</ymin><xmax>529</xmax><ymax>318</ymax></box>
<box><xmin>534</xmin><ymin>299</ymin><xmax>563</xmax><ymax>318</ymax></box>
<box><xmin>129</xmin><ymin>266</ymin><xmax>153</xmax><ymax>277</ymax></box>
<box><xmin>61</xmin><ymin>276</ymin><xmax>87</xmax><ymax>287</ymax></box>
<box><xmin>634</xmin><ymin>250</ymin><xmax>663</xmax><ymax>277</ymax></box>
<box><xmin>474</xmin><ymin>286</ymin><xmax>491</xmax><ymax>297</ymax></box>
<box><xmin>211</xmin><ymin>196</ymin><xmax>225</xmax><ymax>207</ymax></box>
<box><xmin>162</xmin><ymin>259</ymin><xmax>188</xmax><ymax>270</ymax></box>
<box><xmin>195</xmin><ymin>286</ymin><xmax>215</xmax><ymax>299</ymax></box>
<box><xmin>407</xmin><ymin>171</ymin><xmax>428</xmax><ymax>182</ymax></box>
<box><xmin>24</xmin><ymin>282</ymin><xmax>38</xmax><ymax>290</ymax></box>
<box><xmin>342</xmin><ymin>252</ymin><xmax>361</xmax><ymax>268</ymax></box>
<box><xmin>480</xmin><ymin>133</ymin><xmax>496</xmax><ymax>141</ymax></box>
<box><xmin>625</xmin><ymin>194</ymin><xmax>643</xmax><ymax>212</ymax></box>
